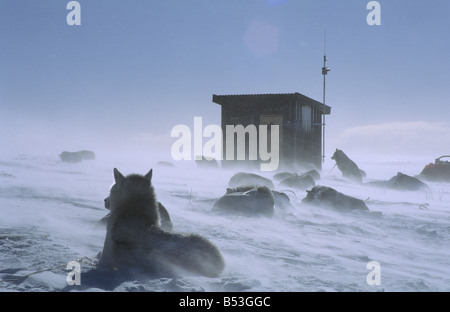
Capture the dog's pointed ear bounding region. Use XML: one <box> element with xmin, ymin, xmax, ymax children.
<box><xmin>113</xmin><ymin>168</ymin><xmax>125</xmax><ymax>183</ymax></box>
<box><xmin>145</xmin><ymin>169</ymin><xmax>153</xmax><ymax>182</ymax></box>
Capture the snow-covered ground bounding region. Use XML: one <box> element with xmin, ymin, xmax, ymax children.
<box><xmin>0</xmin><ymin>152</ymin><xmax>449</xmax><ymax>292</ymax></box>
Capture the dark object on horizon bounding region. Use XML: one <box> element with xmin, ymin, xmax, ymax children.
<box><xmin>213</xmin><ymin>93</ymin><xmax>331</xmax><ymax>170</ymax></box>
<box><xmin>279</xmin><ymin>174</ymin><xmax>316</xmax><ymax>190</ymax></box>
<box><xmin>195</xmin><ymin>156</ymin><xmax>219</xmax><ymax>168</ymax></box>
<box><xmin>368</xmin><ymin>172</ymin><xmax>429</xmax><ymax>191</ymax></box>
<box><xmin>302</xmin><ymin>185</ymin><xmax>369</xmax><ymax>211</ymax></box>
<box><xmin>419</xmin><ymin>155</ymin><xmax>450</xmax><ymax>182</ymax></box>
<box><xmin>213</xmin><ymin>185</ymin><xmax>275</xmax><ymax>218</ymax></box>
<box><xmin>156</xmin><ymin>161</ymin><xmax>175</xmax><ymax>168</ymax></box>
<box><xmin>228</xmin><ymin>172</ymin><xmax>274</xmax><ymax>189</ymax></box>
<box><xmin>331</xmin><ymin>149</ymin><xmax>363</xmax><ymax>183</ymax></box>
<box><xmin>59</xmin><ymin>150</ymin><xmax>95</xmax><ymax>163</ymax></box>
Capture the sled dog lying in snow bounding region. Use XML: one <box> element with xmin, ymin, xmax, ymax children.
<box><xmin>302</xmin><ymin>185</ymin><xmax>369</xmax><ymax>211</ymax></box>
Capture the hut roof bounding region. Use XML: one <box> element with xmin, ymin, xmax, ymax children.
<box><xmin>212</xmin><ymin>92</ymin><xmax>331</xmax><ymax>114</ymax></box>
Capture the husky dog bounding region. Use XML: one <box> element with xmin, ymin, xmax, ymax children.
<box><xmin>213</xmin><ymin>185</ymin><xmax>275</xmax><ymax>217</ymax></box>
<box><xmin>279</xmin><ymin>174</ymin><xmax>316</xmax><ymax>190</ymax></box>
<box><xmin>331</xmin><ymin>149</ymin><xmax>363</xmax><ymax>183</ymax></box>
<box><xmin>228</xmin><ymin>172</ymin><xmax>274</xmax><ymax>189</ymax></box>
<box><xmin>367</xmin><ymin>172</ymin><xmax>430</xmax><ymax>191</ymax></box>
<box><xmin>97</xmin><ymin>168</ymin><xmax>225</xmax><ymax>278</ymax></box>
<box><xmin>302</xmin><ymin>185</ymin><xmax>369</xmax><ymax>211</ymax></box>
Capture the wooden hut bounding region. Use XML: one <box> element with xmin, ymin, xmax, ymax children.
<box><xmin>212</xmin><ymin>92</ymin><xmax>331</xmax><ymax>170</ymax></box>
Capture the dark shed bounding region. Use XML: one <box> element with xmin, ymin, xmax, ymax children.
<box><xmin>212</xmin><ymin>92</ymin><xmax>331</xmax><ymax>170</ymax></box>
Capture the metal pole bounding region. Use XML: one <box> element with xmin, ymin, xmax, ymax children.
<box><xmin>322</xmin><ymin>55</ymin><xmax>326</xmax><ymax>164</ymax></box>
<box><xmin>321</xmin><ymin>32</ymin><xmax>330</xmax><ymax>164</ymax></box>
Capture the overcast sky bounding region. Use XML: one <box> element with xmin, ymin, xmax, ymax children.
<box><xmin>1</xmin><ymin>0</ymin><xmax>449</xmax><ymax>160</ymax></box>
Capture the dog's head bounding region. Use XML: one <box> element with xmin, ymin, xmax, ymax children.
<box><xmin>107</xmin><ymin>168</ymin><xmax>154</xmax><ymax>211</ymax></box>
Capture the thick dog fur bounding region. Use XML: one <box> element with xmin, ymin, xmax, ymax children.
<box><xmin>213</xmin><ymin>185</ymin><xmax>275</xmax><ymax>217</ymax></box>
<box><xmin>302</xmin><ymin>185</ymin><xmax>369</xmax><ymax>211</ymax></box>
<box><xmin>97</xmin><ymin>168</ymin><xmax>225</xmax><ymax>278</ymax></box>
<box><xmin>331</xmin><ymin>149</ymin><xmax>363</xmax><ymax>183</ymax></box>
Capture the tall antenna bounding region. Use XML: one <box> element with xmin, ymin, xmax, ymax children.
<box><xmin>321</xmin><ymin>31</ymin><xmax>330</xmax><ymax>164</ymax></box>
